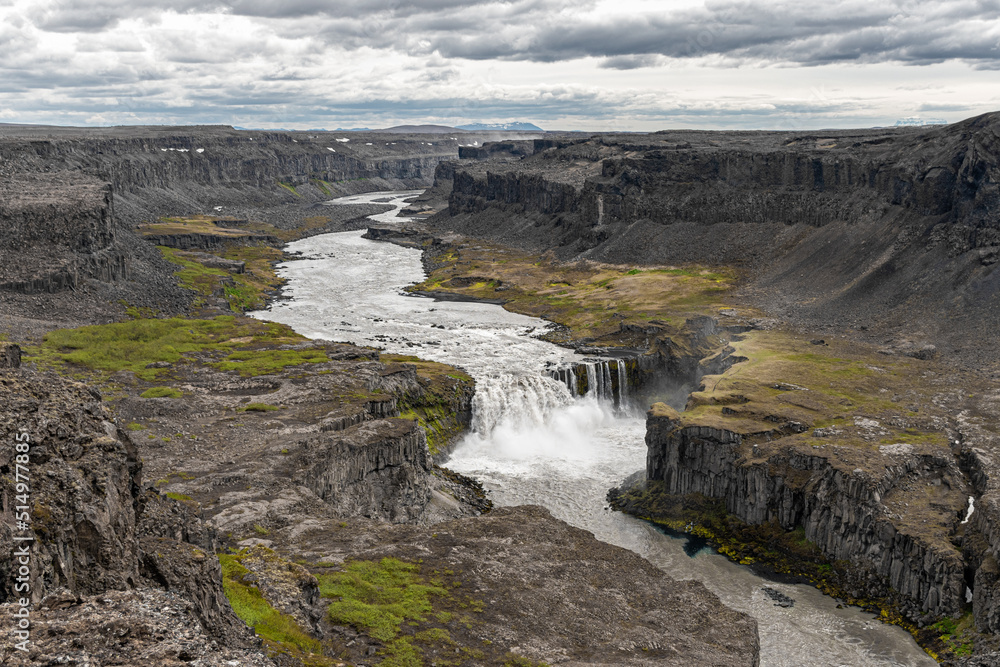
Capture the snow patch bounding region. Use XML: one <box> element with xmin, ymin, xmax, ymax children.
<box><xmin>962</xmin><ymin>496</ymin><xmax>976</xmax><ymax>524</ymax></box>
<box><xmin>879</xmin><ymin>443</ymin><xmax>915</xmax><ymax>456</ymax></box>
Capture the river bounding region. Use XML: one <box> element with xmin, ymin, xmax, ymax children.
<box><xmin>249</xmin><ymin>191</ymin><xmax>936</xmax><ymax>667</ymax></box>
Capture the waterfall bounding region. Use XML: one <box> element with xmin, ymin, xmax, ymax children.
<box><xmin>586</xmin><ymin>364</ymin><xmax>597</xmax><ymax>398</ymax></box>
<box><xmin>464</xmin><ymin>372</ymin><xmax>612</xmax><ymax>460</ymax></box>
<box><xmin>617</xmin><ymin>360</ymin><xmax>629</xmax><ymax>409</ymax></box>
<box><xmin>549</xmin><ymin>359</ymin><xmax>631</xmax><ymax>409</ymax></box>
<box><xmin>602</xmin><ymin>361</ymin><xmax>614</xmax><ymax>402</ymax></box>
<box><xmin>471</xmin><ymin>373</ymin><xmax>575</xmax><ymax>435</ymax></box>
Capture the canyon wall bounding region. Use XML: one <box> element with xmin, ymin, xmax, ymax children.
<box><xmin>433</xmin><ymin>113</ymin><xmax>1000</xmax><ymax>361</ymax></box>
<box><xmin>644</xmin><ymin>410</ymin><xmax>967</xmax><ymax>621</ymax></box>
<box><xmin>0</xmin><ymin>173</ymin><xmax>129</xmax><ymax>293</ymax></box>
<box><xmin>0</xmin><ymin>125</ymin><xmax>508</xmax><ymax>299</ymax></box>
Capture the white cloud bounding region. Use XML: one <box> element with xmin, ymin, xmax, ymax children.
<box><xmin>0</xmin><ymin>0</ymin><xmax>997</xmax><ymax>130</ymax></box>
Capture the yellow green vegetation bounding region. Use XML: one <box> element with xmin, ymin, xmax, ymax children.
<box><xmin>383</xmin><ymin>354</ymin><xmax>473</xmax><ymax>456</ymax></box>
<box><xmin>140</xmin><ymin>215</ymin><xmax>262</xmax><ymax>239</ymax></box>
<box><xmin>158</xmin><ymin>245</ymin><xmax>286</xmax><ymax>312</ymax></box>
<box><xmin>239</xmin><ymin>402</ymin><xmax>281</xmax><ymax>412</ymax></box>
<box><xmin>310</xmin><ymin>178</ymin><xmax>333</xmax><ymax>196</ymax></box>
<box><xmin>412</xmin><ymin>242</ymin><xmax>736</xmax><ymax>344</ymax></box>
<box><xmin>223</xmin><ymin>245</ymin><xmax>286</xmax><ymax>311</ymax></box>
<box><xmin>682</xmin><ymin>330</ymin><xmax>951</xmax><ymax>450</ymax></box>
<box><xmin>23</xmin><ymin>315</ymin><xmax>324</xmax><ymax>381</ymax></box>
<box><xmin>151</xmin><ymin>216</ymin><xmax>335</xmax><ymax>312</ymax></box>
<box><xmin>503</xmin><ymin>655</ymin><xmax>550</xmax><ymax>667</ymax></box>
<box><xmin>126</xmin><ymin>422</ymin><xmax>146</xmax><ymax>431</ymax></box>
<box><xmin>920</xmin><ymin>612</ymin><xmax>976</xmax><ymax>662</ymax></box>
<box><xmin>158</xmin><ymin>246</ymin><xmax>230</xmax><ymax>302</ymax></box>
<box><xmin>317</xmin><ymin>557</ymin><xmax>486</xmax><ymax>667</ymax></box>
<box><xmin>144</xmin><ymin>213</ymin><xmax>334</xmax><ymax>244</ymax></box>
<box><xmin>220</xmin><ymin>552</ymin><xmax>334</xmax><ymax>666</ymax></box>
<box><xmin>140</xmin><ymin>386</ymin><xmax>182</xmax><ymax>399</ymax></box>
<box><xmin>164</xmin><ymin>492</ymin><xmax>193</xmax><ymax>502</ymax></box>
<box><xmin>320</xmin><ymin>558</ymin><xmax>447</xmax><ymax>642</ymax></box>
<box><xmin>278</xmin><ymin>180</ymin><xmax>301</xmax><ymax>197</ymax></box>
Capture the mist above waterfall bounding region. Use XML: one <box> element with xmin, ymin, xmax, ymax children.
<box><xmin>460</xmin><ymin>373</ymin><xmax>615</xmax><ymax>466</ymax></box>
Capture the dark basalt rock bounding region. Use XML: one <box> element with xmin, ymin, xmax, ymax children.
<box><xmin>0</xmin><ymin>343</ymin><xmax>20</xmax><ymax>369</ymax></box>
<box><xmin>642</xmin><ymin>407</ymin><xmax>967</xmax><ymax>622</ymax></box>
<box><xmin>0</xmin><ymin>368</ymin><xmax>266</xmax><ymax>655</ymax></box>
<box><xmin>0</xmin><ymin>369</ymin><xmax>141</xmax><ymax>602</ymax></box>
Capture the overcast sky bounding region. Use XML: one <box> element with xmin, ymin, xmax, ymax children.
<box><xmin>1</xmin><ymin>0</ymin><xmax>998</xmax><ymax>131</ymax></box>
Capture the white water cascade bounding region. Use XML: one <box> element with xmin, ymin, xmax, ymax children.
<box><xmin>552</xmin><ymin>358</ymin><xmax>633</xmax><ymax>413</ymax></box>
<box><xmin>249</xmin><ymin>191</ymin><xmax>936</xmax><ymax>667</ymax></box>
<box><xmin>617</xmin><ymin>359</ymin><xmax>629</xmax><ymax>406</ymax></box>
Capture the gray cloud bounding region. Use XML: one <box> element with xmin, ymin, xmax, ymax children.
<box><xmin>1</xmin><ymin>0</ymin><xmax>998</xmax><ymax>131</ymax></box>
<box><xmin>19</xmin><ymin>1</ymin><xmax>1000</xmax><ymax>68</ymax></box>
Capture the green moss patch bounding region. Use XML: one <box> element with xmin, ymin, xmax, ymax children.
<box><xmin>140</xmin><ymin>386</ymin><xmax>182</xmax><ymax>398</ymax></box>
<box><xmin>220</xmin><ymin>552</ymin><xmax>334</xmax><ymax>665</ymax></box>
<box><xmin>211</xmin><ymin>348</ymin><xmax>328</xmax><ymax>376</ymax></box>
<box><xmin>23</xmin><ymin>315</ymin><xmax>310</xmax><ymax>380</ymax></box>
<box><xmin>919</xmin><ymin>612</ymin><xmax>976</xmax><ymax>662</ymax></box>
<box><xmin>277</xmin><ymin>181</ymin><xmax>301</xmax><ymax>197</ymax></box>
<box><xmin>316</xmin><ymin>557</ymin><xmax>486</xmax><ymax>666</ymax></box>
<box><xmin>320</xmin><ymin>558</ymin><xmax>447</xmax><ymax>642</ymax></box>
<box><xmin>158</xmin><ymin>246</ymin><xmax>230</xmax><ymax>298</ymax></box>
<box><xmin>239</xmin><ymin>402</ymin><xmax>281</xmax><ymax>412</ymax></box>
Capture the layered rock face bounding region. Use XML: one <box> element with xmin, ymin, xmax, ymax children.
<box><xmin>645</xmin><ymin>407</ymin><xmax>968</xmax><ymax>621</ymax></box>
<box><xmin>0</xmin><ymin>173</ymin><xmax>128</xmax><ymax>293</ymax></box>
<box><xmin>300</xmin><ymin>418</ymin><xmax>432</xmax><ymax>522</ymax></box>
<box><xmin>0</xmin><ymin>125</ymin><xmax>503</xmax><ymax>301</ymax></box>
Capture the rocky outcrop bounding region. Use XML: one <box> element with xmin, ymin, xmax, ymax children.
<box><xmin>0</xmin><ymin>173</ymin><xmax>129</xmax><ymax>293</ymax></box>
<box><xmin>0</xmin><ymin>586</ymin><xmax>274</xmax><ymax>666</ymax></box>
<box><xmin>286</xmin><ymin>505</ymin><xmax>762</xmax><ymax>667</ymax></box>
<box><xmin>139</xmin><ymin>536</ymin><xmax>256</xmax><ymax>645</ymax></box>
<box><xmin>0</xmin><ymin>368</ymin><xmax>266</xmax><ymax>657</ymax></box>
<box><xmin>0</xmin><ymin>343</ymin><xmax>20</xmax><ymax>369</ymax></box>
<box><xmin>299</xmin><ymin>418</ymin><xmax>431</xmax><ymax>522</ymax></box>
<box><xmin>643</xmin><ymin>406</ymin><xmax>967</xmax><ymax>622</ymax></box>
<box><xmin>0</xmin><ymin>369</ymin><xmax>141</xmax><ymax>602</ymax></box>
<box><xmin>140</xmin><ymin>230</ymin><xmax>279</xmax><ymax>251</ymax></box>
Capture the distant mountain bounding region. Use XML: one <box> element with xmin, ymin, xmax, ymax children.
<box><xmin>372</xmin><ymin>125</ymin><xmax>463</xmax><ymax>134</ymax></box>
<box><xmin>332</xmin><ymin>127</ymin><xmax>372</xmax><ymax>132</ymax></box>
<box><xmin>894</xmin><ymin>117</ymin><xmax>948</xmax><ymax>127</ymax></box>
<box><xmin>455</xmin><ymin>122</ymin><xmax>544</xmax><ymax>132</ymax></box>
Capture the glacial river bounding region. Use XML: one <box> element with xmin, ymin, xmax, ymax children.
<box><xmin>250</xmin><ymin>191</ymin><xmax>936</xmax><ymax>667</ymax></box>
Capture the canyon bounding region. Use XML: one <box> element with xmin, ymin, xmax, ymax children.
<box><xmin>1</xmin><ymin>114</ymin><xmax>999</xmax><ymax>665</ymax></box>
